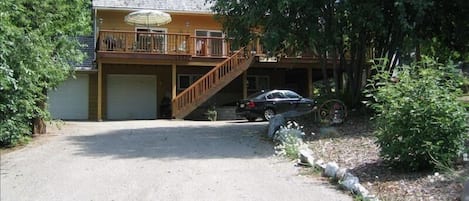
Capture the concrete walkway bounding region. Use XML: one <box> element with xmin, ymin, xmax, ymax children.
<box><xmin>0</xmin><ymin>120</ymin><xmax>351</xmax><ymax>201</ymax></box>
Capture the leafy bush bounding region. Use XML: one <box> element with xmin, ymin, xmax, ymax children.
<box><xmin>206</xmin><ymin>106</ymin><xmax>217</xmax><ymax>121</ymax></box>
<box><xmin>0</xmin><ymin>0</ymin><xmax>90</xmax><ymax>147</ymax></box>
<box><xmin>274</xmin><ymin>121</ymin><xmax>306</xmax><ymax>159</ymax></box>
<box><xmin>364</xmin><ymin>57</ymin><xmax>468</xmax><ymax>171</ymax></box>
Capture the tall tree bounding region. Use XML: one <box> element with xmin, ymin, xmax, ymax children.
<box><xmin>0</xmin><ymin>0</ymin><xmax>91</xmax><ymax>146</ymax></box>
<box><xmin>212</xmin><ymin>0</ymin><xmax>334</xmax><ymax>93</ymax></box>
<box><xmin>210</xmin><ymin>0</ymin><xmax>469</xmax><ymax>107</ymax></box>
<box><xmin>211</xmin><ymin>0</ymin><xmax>376</xmax><ymax>107</ymax></box>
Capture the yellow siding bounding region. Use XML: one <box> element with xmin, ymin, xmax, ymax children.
<box><xmin>97</xmin><ymin>10</ymin><xmax>222</xmax><ymax>36</ymax></box>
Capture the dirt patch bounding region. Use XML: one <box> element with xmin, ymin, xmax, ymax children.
<box><xmin>0</xmin><ymin>122</ymin><xmax>64</xmax><ymax>156</ymax></box>
<box><xmin>295</xmin><ymin>115</ymin><xmax>468</xmax><ymax>201</ymax></box>
<box><xmin>458</xmin><ymin>96</ymin><xmax>469</xmax><ymax>103</ymax></box>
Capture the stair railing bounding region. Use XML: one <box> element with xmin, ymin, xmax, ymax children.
<box><xmin>172</xmin><ymin>47</ymin><xmax>252</xmax><ymax>118</ymax></box>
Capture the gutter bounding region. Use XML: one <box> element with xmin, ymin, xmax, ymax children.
<box><xmin>92</xmin><ymin>6</ymin><xmax>214</xmax><ymax>16</ymax></box>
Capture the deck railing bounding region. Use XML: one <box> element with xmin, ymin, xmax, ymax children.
<box><xmin>98</xmin><ymin>30</ymin><xmax>365</xmax><ymax>61</ymax></box>
<box><xmin>98</xmin><ymin>30</ymin><xmax>232</xmax><ymax>57</ymax></box>
<box><xmin>172</xmin><ymin>47</ymin><xmax>254</xmax><ymax>118</ymax></box>
<box><xmin>190</xmin><ymin>36</ymin><xmax>230</xmax><ymax>57</ymax></box>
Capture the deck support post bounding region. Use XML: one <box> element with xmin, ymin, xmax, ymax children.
<box><xmin>307</xmin><ymin>67</ymin><xmax>313</xmax><ymax>98</ymax></box>
<box><xmin>242</xmin><ymin>71</ymin><xmax>248</xmax><ymax>99</ymax></box>
<box><xmin>171</xmin><ymin>64</ymin><xmax>177</xmax><ymax>99</ymax></box>
<box><xmin>97</xmin><ymin>62</ymin><xmax>103</xmax><ymax>121</ymax></box>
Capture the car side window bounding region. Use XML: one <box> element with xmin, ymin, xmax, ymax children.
<box><xmin>266</xmin><ymin>92</ymin><xmax>285</xmax><ymax>99</ymax></box>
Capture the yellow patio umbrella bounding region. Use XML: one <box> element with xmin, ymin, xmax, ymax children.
<box><xmin>124</xmin><ymin>10</ymin><xmax>172</xmax><ymax>27</ymax></box>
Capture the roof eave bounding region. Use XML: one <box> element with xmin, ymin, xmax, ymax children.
<box><xmin>92</xmin><ymin>6</ymin><xmax>214</xmax><ymax>15</ymax></box>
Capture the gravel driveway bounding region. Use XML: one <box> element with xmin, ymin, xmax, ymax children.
<box><xmin>0</xmin><ymin>120</ymin><xmax>351</xmax><ymax>201</ymax></box>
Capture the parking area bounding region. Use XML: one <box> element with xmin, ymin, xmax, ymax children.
<box><xmin>0</xmin><ymin>120</ymin><xmax>350</xmax><ymax>201</ymax></box>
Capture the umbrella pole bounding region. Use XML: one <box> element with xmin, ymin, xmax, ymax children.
<box><xmin>147</xmin><ymin>14</ymin><xmax>150</xmax><ymax>31</ymax></box>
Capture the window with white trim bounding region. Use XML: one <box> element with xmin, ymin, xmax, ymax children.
<box><xmin>136</xmin><ymin>27</ymin><xmax>167</xmax><ymax>52</ymax></box>
<box><xmin>177</xmin><ymin>74</ymin><xmax>202</xmax><ymax>90</ymax></box>
<box><xmin>195</xmin><ymin>30</ymin><xmax>224</xmax><ymax>56</ymax></box>
<box><xmin>247</xmin><ymin>75</ymin><xmax>269</xmax><ymax>92</ymax></box>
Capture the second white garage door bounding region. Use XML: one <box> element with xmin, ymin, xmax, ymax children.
<box><xmin>107</xmin><ymin>74</ymin><xmax>157</xmax><ymax>120</ymax></box>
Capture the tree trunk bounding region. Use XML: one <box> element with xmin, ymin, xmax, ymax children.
<box><xmin>415</xmin><ymin>40</ymin><xmax>421</xmax><ymax>61</ymax></box>
<box><xmin>32</xmin><ymin>102</ymin><xmax>46</xmax><ymax>134</ymax></box>
<box><xmin>355</xmin><ymin>33</ymin><xmax>369</xmax><ymax>108</ymax></box>
<box><xmin>345</xmin><ymin>47</ymin><xmax>355</xmax><ymax>104</ymax></box>
<box><xmin>332</xmin><ymin>48</ymin><xmax>340</xmax><ymax>96</ymax></box>
<box><xmin>352</xmin><ymin>47</ymin><xmax>365</xmax><ymax>108</ymax></box>
<box><xmin>32</xmin><ymin>91</ymin><xmax>47</xmax><ymax>135</ymax></box>
<box><xmin>319</xmin><ymin>50</ymin><xmax>331</xmax><ymax>94</ymax></box>
<box><xmin>339</xmin><ymin>50</ymin><xmax>346</xmax><ymax>94</ymax></box>
<box><xmin>33</xmin><ymin>117</ymin><xmax>46</xmax><ymax>135</ymax></box>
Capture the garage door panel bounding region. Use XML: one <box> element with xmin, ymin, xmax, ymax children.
<box><xmin>48</xmin><ymin>74</ymin><xmax>89</xmax><ymax>120</ymax></box>
<box><xmin>107</xmin><ymin>75</ymin><xmax>157</xmax><ymax>120</ymax></box>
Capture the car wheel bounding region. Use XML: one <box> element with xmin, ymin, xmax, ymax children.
<box><xmin>247</xmin><ymin>117</ymin><xmax>257</xmax><ymax>122</ymax></box>
<box><xmin>263</xmin><ymin>108</ymin><xmax>275</xmax><ymax>121</ymax></box>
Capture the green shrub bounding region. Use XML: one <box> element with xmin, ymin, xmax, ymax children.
<box><xmin>274</xmin><ymin>121</ymin><xmax>305</xmax><ymax>159</ymax></box>
<box><xmin>0</xmin><ymin>116</ymin><xmax>32</xmax><ymax>147</ymax></box>
<box><xmin>364</xmin><ymin>57</ymin><xmax>468</xmax><ymax>171</ymax></box>
<box><xmin>206</xmin><ymin>106</ymin><xmax>217</xmax><ymax>121</ymax></box>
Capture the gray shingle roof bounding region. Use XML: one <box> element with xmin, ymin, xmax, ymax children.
<box><xmin>75</xmin><ymin>36</ymin><xmax>95</xmax><ymax>70</ymax></box>
<box><xmin>92</xmin><ymin>0</ymin><xmax>213</xmax><ymax>13</ymax></box>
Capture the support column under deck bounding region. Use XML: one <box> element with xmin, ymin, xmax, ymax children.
<box><xmin>307</xmin><ymin>67</ymin><xmax>313</xmax><ymax>98</ymax></box>
<box><xmin>242</xmin><ymin>71</ymin><xmax>248</xmax><ymax>99</ymax></box>
<box><xmin>97</xmin><ymin>62</ymin><xmax>103</xmax><ymax>121</ymax></box>
<box><xmin>171</xmin><ymin>64</ymin><xmax>176</xmax><ymax>99</ymax></box>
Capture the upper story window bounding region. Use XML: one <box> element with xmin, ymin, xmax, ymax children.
<box><xmin>195</xmin><ymin>30</ymin><xmax>224</xmax><ymax>56</ymax></box>
<box><xmin>135</xmin><ymin>27</ymin><xmax>167</xmax><ymax>52</ymax></box>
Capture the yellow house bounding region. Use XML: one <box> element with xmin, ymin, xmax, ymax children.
<box><xmin>48</xmin><ymin>0</ymin><xmax>330</xmax><ymax>121</ymax></box>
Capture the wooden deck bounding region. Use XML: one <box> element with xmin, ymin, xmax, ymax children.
<box><xmin>97</xmin><ymin>30</ymin><xmax>232</xmax><ymax>59</ymax></box>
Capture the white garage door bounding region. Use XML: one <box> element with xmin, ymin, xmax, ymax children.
<box><xmin>48</xmin><ymin>74</ymin><xmax>89</xmax><ymax>120</ymax></box>
<box><xmin>107</xmin><ymin>74</ymin><xmax>157</xmax><ymax>120</ymax></box>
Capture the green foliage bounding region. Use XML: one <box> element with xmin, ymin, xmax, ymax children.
<box><xmin>274</xmin><ymin>121</ymin><xmax>305</xmax><ymax>159</ymax></box>
<box><xmin>352</xmin><ymin>194</ymin><xmax>365</xmax><ymax>201</ymax></box>
<box><xmin>210</xmin><ymin>0</ymin><xmax>469</xmax><ymax>108</ymax></box>
<box><xmin>364</xmin><ymin>57</ymin><xmax>468</xmax><ymax>171</ymax></box>
<box><xmin>462</xmin><ymin>75</ymin><xmax>469</xmax><ymax>93</ymax></box>
<box><xmin>0</xmin><ymin>0</ymin><xmax>91</xmax><ymax>146</ymax></box>
<box><xmin>206</xmin><ymin>106</ymin><xmax>218</xmax><ymax>121</ymax></box>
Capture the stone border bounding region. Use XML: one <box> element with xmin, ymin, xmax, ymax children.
<box><xmin>299</xmin><ymin>149</ymin><xmax>379</xmax><ymax>201</ymax></box>
<box><xmin>268</xmin><ymin>114</ymin><xmax>379</xmax><ymax>201</ymax></box>
<box><xmin>270</xmin><ymin>114</ymin><xmax>469</xmax><ymax>200</ymax></box>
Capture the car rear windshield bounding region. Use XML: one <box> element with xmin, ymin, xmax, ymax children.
<box><xmin>283</xmin><ymin>90</ymin><xmax>301</xmax><ymax>98</ymax></box>
<box><xmin>247</xmin><ymin>91</ymin><xmax>265</xmax><ymax>99</ymax></box>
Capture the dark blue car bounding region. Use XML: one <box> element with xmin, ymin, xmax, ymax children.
<box><xmin>236</xmin><ymin>89</ymin><xmax>316</xmax><ymax>121</ymax></box>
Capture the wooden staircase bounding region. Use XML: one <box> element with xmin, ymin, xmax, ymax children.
<box><xmin>172</xmin><ymin>47</ymin><xmax>254</xmax><ymax>119</ymax></box>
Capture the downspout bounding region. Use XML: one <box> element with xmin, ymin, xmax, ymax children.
<box><xmin>93</xmin><ymin>8</ymin><xmax>97</xmax><ymax>64</ymax></box>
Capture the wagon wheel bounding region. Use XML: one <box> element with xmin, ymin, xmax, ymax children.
<box><xmin>318</xmin><ymin>99</ymin><xmax>347</xmax><ymax>124</ymax></box>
